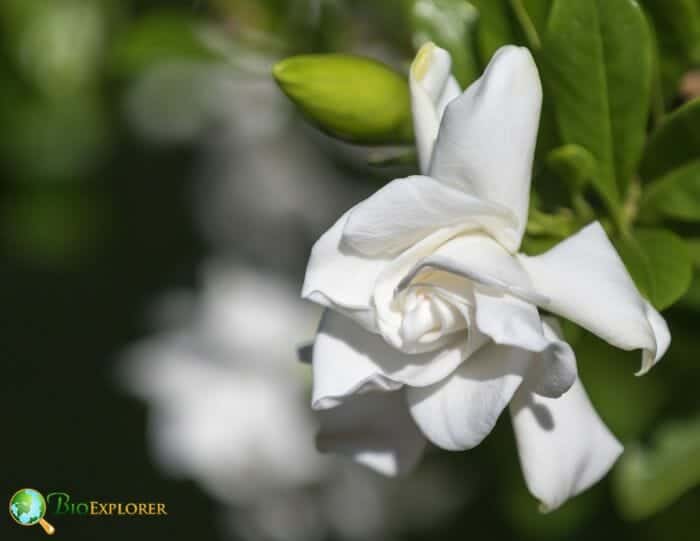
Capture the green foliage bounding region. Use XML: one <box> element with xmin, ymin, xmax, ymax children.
<box><xmin>641</xmin><ymin>160</ymin><xmax>700</xmax><ymax>221</ymax></box>
<box><xmin>2</xmin><ymin>188</ymin><xmax>105</xmax><ymax>267</ymax></box>
<box><xmin>615</xmin><ymin>228</ymin><xmax>693</xmax><ymax>310</ymax></box>
<box><xmin>641</xmin><ymin>98</ymin><xmax>700</xmax><ymax>181</ymax></box>
<box><xmin>546</xmin><ymin>144</ymin><xmax>598</xmax><ymax>194</ymax></box>
<box><xmin>411</xmin><ymin>0</ymin><xmax>480</xmax><ymax>87</ymax></box>
<box><xmin>541</xmin><ymin>0</ymin><xmax>653</xmax><ymax>211</ymax></box>
<box><xmin>469</xmin><ymin>0</ymin><xmax>521</xmax><ymax>63</ymax></box>
<box><xmin>640</xmin><ymin>0</ymin><xmax>700</xmax><ymax>102</ymax></box>
<box><xmin>613</xmin><ymin>416</ymin><xmax>700</xmax><ymax>520</ymax></box>
<box><xmin>111</xmin><ymin>12</ymin><xmax>219</xmax><ymax>76</ymax></box>
<box><xmin>519</xmin><ymin>0</ymin><xmax>552</xmax><ymax>38</ymax></box>
<box><xmin>574</xmin><ymin>330</ymin><xmax>666</xmax><ymax>441</ymax></box>
<box><xmin>273</xmin><ymin>54</ymin><xmax>413</xmax><ymax>144</ymax></box>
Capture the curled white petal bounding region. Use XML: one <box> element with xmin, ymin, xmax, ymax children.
<box><xmin>343</xmin><ymin>175</ymin><xmax>516</xmax><ymax>257</ymax></box>
<box><xmin>410</xmin><ymin>42</ymin><xmax>461</xmax><ymax>173</ymax></box>
<box><xmin>407</xmin><ymin>342</ymin><xmax>530</xmax><ymax>451</ymax></box>
<box><xmin>302</xmin><ymin>210</ymin><xmax>388</xmax><ymax>331</ymax></box>
<box><xmin>396</xmin><ymin>234</ymin><xmax>550</xmax><ymax>306</ymax></box>
<box><xmin>429</xmin><ymin>45</ymin><xmax>542</xmax><ymax>251</ymax></box>
<box><xmin>510</xmin><ymin>377</ymin><xmax>623</xmax><ymax>511</ymax></box>
<box><xmin>518</xmin><ymin>222</ymin><xmax>670</xmax><ymax>373</ymax></box>
<box><xmin>473</xmin><ymin>293</ymin><xmax>577</xmax><ymax>399</ymax></box>
<box><xmin>311</xmin><ymin>310</ymin><xmax>468</xmax><ymax>410</ymax></box>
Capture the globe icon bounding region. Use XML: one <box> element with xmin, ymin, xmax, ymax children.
<box><xmin>9</xmin><ymin>488</ymin><xmax>55</xmax><ymax>535</ymax></box>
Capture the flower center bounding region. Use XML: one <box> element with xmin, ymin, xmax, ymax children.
<box><xmin>393</xmin><ymin>270</ymin><xmax>471</xmax><ymax>353</ymax></box>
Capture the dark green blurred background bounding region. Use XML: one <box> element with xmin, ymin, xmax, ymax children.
<box><xmin>2</xmin><ymin>1</ymin><xmax>699</xmax><ymax>540</ymax></box>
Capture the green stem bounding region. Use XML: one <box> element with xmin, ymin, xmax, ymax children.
<box><xmin>509</xmin><ymin>0</ymin><xmax>542</xmax><ymax>50</ymax></box>
<box><xmin>572</xmin><ymin>193</ymin><xmax>595</xmax><ymax>222</ymax></box>
<box><xmin>621</xmin><ymin>177</ymin><xmax>642</xmax><ymax>232</ymax></box>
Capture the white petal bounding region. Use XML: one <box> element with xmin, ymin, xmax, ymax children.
<box><xmin>529</xmin><ymin>318</ymin><xmax>578</xmax><ymax>399</ymax></box>
<box><xmin>407</xmin><ymin>342</ymin><xmax>530</xmax><ymax>451</ymax></box>
<box><xmin>410</xmin><ymin>43</ymin><xmax>461</xmax><ymax>173</ymax></box>
<box><xmin>316</xmin><ymin>389</ymin><xmax>426</xmax><ymax>476</ymax></box>
<box><xmin>302</xmin><ymin>210</ymin><xmax>388</xmax><ymax>331</ymax></box>
<box><xmin>640</xmin><ymin>300</ymin><xmax>670</xmax><ymax>375</ymax></box>
<box><xmin>429</xmin><ymin>46</ymin><xmax>542</xmax><ymax>251</ymax></box>
<box><xmin>342</xmin><ymin>175</ymin><xmax>516</xmax><ymax>257</ymax></box>
<box><xmin>473</xmin><ymin>292</ymin><xmax>577</xmax><ymax>398</ymax></box>
<box><xmin>510</xmin><ymin>378</ymin><xmax>623</xmax><ymax>511</ymax></box>
<box><xmin>311</xmin><ymin>310</ymin><xmax>467</xmax><ymax>410</ymax></box>
<box><xmin>372</xmin><ymin>225</ymin><xmax>472</xmax><ymax>350</ymax></box>
<box><xmin>517</xmin><ymin>222</ymin><xmax>670</xmax><ymax>373</ymax></box>
<box><xmin>396</xmin><ymin>233</ymin><xmax>549</xmax><ymax>306</ymax></box>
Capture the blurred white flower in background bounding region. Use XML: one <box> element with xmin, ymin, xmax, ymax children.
<box><xmin>121</xmin><ymin>262</ymin><xmax>467</xmax><ymax>541</ymax></box>
<box><xmin>121</xmin><ymin>263</ymin><xmax>325</xmax><ymax>502</ymax></box>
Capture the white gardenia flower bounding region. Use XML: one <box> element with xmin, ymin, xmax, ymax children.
<box><xmin>301</xmin><ymin>42</ymin><xmax>671</xmax><ymax>511</ymax></box>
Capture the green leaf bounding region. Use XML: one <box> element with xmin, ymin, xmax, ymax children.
<box><xmin>525</xmin><ymin>208</ymin><xmax>576</xmax><ymax>237</ymax></box>
<box><xmin>679</xmin><ymin>274</ymin><xmax>700</xmax><ymax>309</ymax></box>
<box><xmin>640</xmin><ymin>98</ymin><xmax>700</xmax><ymax>181</ymax></box>
<box><xmin>613</xmin><ymin>416</ymin><xmax>700</xmax><ymax>520</ymax></box>
<box><xmin>639</xmin><ymin>0</ymin><xmax>700</xmax><ymax>102</ymax></box>
<box><xmin>520</xmin><ymin>235</ymin><xmax>560</xmax><ymax>256</ymax></box>
<box><xmin>573</xmin><ymin>331</ymin><xmax>666</xmax><ymax>442</ymax></box>
<box><xmin>470</xmin><ymin>0</ymin><xmax>552</xmax><ymax>60</ymax></box>
<box><xmin>615</xmin><ymin>228</ymin><xmax>693</xmax><ymax>310</ymax></box>
<box><xmin>679</xmin><ymin>238</ymin><xmax>700</xmax><ymax>308</ymax></box>
<box><xmin>542</xmin><ymin>0</ymin><xmax>653</xmax><ymax>210</ymax></box>
<box><xmin>470</xmin><ymin>0</ymin><xmax>520</xmax><ymax>64</ymax></box>
<box><xmin>641</xmin><ymin>159</ymin><xmax>700</xmax><ymax>221</ymax></box>
<box><xmin>412</xmin><ymin>0</ymin><xmax>480</xmax><ymax>87</ymax></box>
<box><xmin>520</xmin><ymin>0</ymin><xmax>552</xmax><ymax>37</ymax></box>
<box><xmin>273</xmin><ymin>54</ymin><xmax>413</xmax><ymax>145</ymax></box>
<box><xmin>508</xmin><ymin>0</ymin><xmax>547</xmax><ymax>50</ymax></box>
<box><xmin>686</xmin><ymin>237</ymin><xmax>700</xmax><ymax>266</ymax></box>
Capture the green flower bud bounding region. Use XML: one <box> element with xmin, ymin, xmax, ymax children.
<box><xmin>273</xmin><ymin>54</ymin><xmax>413</xmax><ymax>144</ymax></box>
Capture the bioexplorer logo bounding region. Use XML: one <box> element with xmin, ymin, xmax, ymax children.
<box><xmin>9</xmin><ymin>488</ymin><xmax>55</xmax><ymax>535</ymax></box>
<box><xmin>9</xmin><ymin>488</ymin><xmax>168</xmax><ymax>535</ymax></box>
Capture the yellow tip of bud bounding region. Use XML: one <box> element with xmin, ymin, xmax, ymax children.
<box><xmin>411</xmin><ymin>42</ymin><xmax>436</xmax><ymax>81</ymax></box>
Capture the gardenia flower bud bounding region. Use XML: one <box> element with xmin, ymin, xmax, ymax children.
<box><xmin>273</xmin><ymin>54</ymin><xmax>413</xmax><ymax>144</ymax></box>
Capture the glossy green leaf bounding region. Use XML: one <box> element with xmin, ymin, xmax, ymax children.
<box><xmin>520</xmin><ymin>0</ymin><xmax>552</xmax><ymax>37</ymax></box>
<box><xmin>641</xmin><ymin>159</ymin><xmax>700</xmax><ymax>221</ymax></box>
<box><xmin>412</xmin><ymin>0</ymin><xmax>480</xmax><ymax>87</ymax></box>
<box><xmin>542</xmin><ymin>0</ymin><xmax>653</xmax><ymax>209</ymax></box>
<box><xmin>470</xmin><ymin>0</ymin><xmax>520</xmax><ymax>64</ymax></box>
<box><xmin>508</xmin><ymin>0</ymin><xmax>547</xmax><ymax>50</ymax></box>
<box><xmin>640</xmin><ymin>98</ymin><xmax>700</xmax><ymax>181</ymax></box>
<box><xmin>468</xmin><ymin>0</ymin><xmax>551</xmax><ymax>56</ymax></box>
<box><xmin>615</xmin><ymin>228</ymin><xmax>693</xmax><ymax>310</ymax></box>
<box><xmin>613</xmin><ymin>416</ymin><xmax>700</xmax><ymax>520</ymax></box>
<box><xmin>273</xmin><ymin>54</ymin><xmax>413</xmax><ymax>144</ymax></box>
